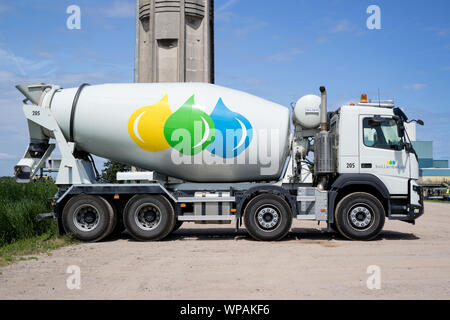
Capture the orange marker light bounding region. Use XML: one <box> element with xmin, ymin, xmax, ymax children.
<box><xmin>360</xmin><ymin>94</ymin><xmax>368</xmax><ymax>103</ymax></box>
<box><xmin>321</xmin><ymin>209</ymin><xmax>327</xmax><ymax>213</ymax></box>
<box><xmin>114</xmin><ymin>195</ymin><xmax>120</xmax><ymax>200</ymax></box>
<box><xmin>231</xmin><ymin>209</ymin><xmax>237</xmax><ymax>213</ymax></box>
<box><xmin>180</xmin><ymin>204</ymin><xmax>187</xmax><ymax>208</ymax></box>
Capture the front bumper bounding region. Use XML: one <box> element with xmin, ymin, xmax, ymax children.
<box><xmin>389</xmin><ymin>183</ymin><xmax>424</xmax><ymax>223</ymax></box>
<box><xmin>406</xmin><ymin>204</ymin><xmax>424</xmax><ymax>220</ymax></box>
<box><xmin>411</xmin><ymin>184</ymin><xmax>425</xmax><ymax>220</ymax></box>
<box><xmin>389</xmin><ymin>204</ymin><xmax>424</xmax><ymax>223</ymax></box>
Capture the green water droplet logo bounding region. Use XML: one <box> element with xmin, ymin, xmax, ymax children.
<box><xmin>164</xmin><ymin>95</ymin><xmax>216</xmax><ymax>156</ymax></box>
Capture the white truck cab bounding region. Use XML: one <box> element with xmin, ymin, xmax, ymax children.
<box><xmin>327</xmin><ymin>99</ymin><xmax>424</xmax><ymax>232</ymax></box>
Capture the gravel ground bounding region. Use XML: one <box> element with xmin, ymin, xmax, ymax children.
<box><xmin>0</xmin><ymin>201</ymin><xmax>449</xmax><ymax>300</ymax></box>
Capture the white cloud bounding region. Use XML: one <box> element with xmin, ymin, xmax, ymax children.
<box><xmin>0</xmin><ymin>152</ymin><xmax>16</xmax><ymax>160</ymax></box>
<box><xmin>0</xmin><ymin>48</ymin><xmax>54</xmax><ymax>77</ymax></box>
<box><xmin>217</xmin><ymin>0</ymin><xmax>239</xmax><ymax>12</ymax></box>
<box><xmin>49</xmin><ymin>72</ymin><xmax>111</xmax><ymax>85</ymax></box>
<box><xmin>426</xmin><ymin>26</ymin><xmax>450</xmax><ymax>38</ymax></box>
<box><xmin>265</xmin><ymin>49</ymin><xmax>304</xmax><ymax>62</ymax></box>
<box><xmin>0</xmin><ymin>68</ymin><xmax>114</xmax><ymax>90</ymax></box>
<box><xmin>315</xmin><ymin>19</ymin><xmax>363</xmax><ymax>44</ymax></box>
<box><xmin>233</xmin><ymin>20</ymin><xmax>268</xmax><ymax>36</ymax></box>
<box><xmin>104</xmin><ymin>0</ymin><xmax>135</xmax><ymax>19</ymax></box>
<box><xmin>332</xmin><ymin>20</ymin><xmax>354</xmax><ymax>33</ymax></box>
<box><xmin>244</xmin><ymin>78</ymin><xmax>268</xmax><ymax>86</ymax></box>
<box><xmin>403</xmin><ymin>84</ymin><xmax>427</xmax><ymax>90</ymax></box>
<box><xmin>0</xmin><ymin>4</ymin><xmax>10</xmax><ymax>14</ymax></box>
<box><xmin>0</xmin><ymin>70</ymin><xmax>20</xmax><ymax>84</ymax></box>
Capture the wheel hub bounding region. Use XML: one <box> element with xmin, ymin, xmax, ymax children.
<box><xmin>349</xmin><ymin>206</ymin><xmax>372</xmax><ymax>229</ymax></box>
<box><xmin>84</xmin><ymin>212</ymin><xmax>96</xmax><ymax>224</ymax></box>
<box><xmin>73</xmin><ymin>205</ymin><xmax>100</xmax><ymax>231</ymax></box>
<box><xmin>257</xmin><ymin>207</ymin><xmax>280</xmax><ymax>230</ymax></box>
<box><xmin>135</xmin><ymin>204</ymin><xmax>161</xmax><ymax>231</ymax></box>
<box><xmin>144</xmin><ymin>210</ymin><xmax>156</xmax><ymax>223</ymax></box>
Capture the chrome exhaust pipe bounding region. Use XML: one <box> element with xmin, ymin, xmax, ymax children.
<box><xmin>320</xmin><ymin>86</ymin><xmax>327</xmax><ymax>132</ymax></box>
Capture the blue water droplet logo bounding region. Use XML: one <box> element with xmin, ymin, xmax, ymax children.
<box><xmin>207</xmin><ymin>98</ymin><xmax>253</xmax><ymax>158</ymax></box>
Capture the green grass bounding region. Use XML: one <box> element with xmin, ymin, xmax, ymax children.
<box><xmin>0</xmin><ymin>177</ymin><xmax>59</xmax><ymax>247</ymax></box>
<box><xmin>0</xmin><ymin>234</ymin><xmax>76</xmax><ymax>267</ymax></box>
<box><xmin>0</xmin><ymin>233</ymin><xmax>77</xmax><ymax>267</ymax></box>
<box><xmin>0</xmin><ymin>177</ymin><xmax>77</xmax><ymax>266</ymax></box>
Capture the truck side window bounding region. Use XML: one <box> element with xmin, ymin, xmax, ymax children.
<box><xmin>363</xmin><ymin>118</ymin><xmax>401</xmax><ymax>150</ymax></box>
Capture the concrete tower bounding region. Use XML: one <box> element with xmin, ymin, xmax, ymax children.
<box><xmin>135</xmin><ymin>0</ymin><xmax>214</xmax><ymax>83</ymax></box>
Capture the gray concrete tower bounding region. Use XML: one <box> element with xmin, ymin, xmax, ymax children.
<box><xmin>135</xmin><ymin>0</ymin><xmax>214</xmax><ymax>83</ymax></box>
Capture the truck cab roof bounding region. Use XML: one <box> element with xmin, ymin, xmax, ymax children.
<box><xmin>337</xmin><ymin>104</ymin><xmax>396</xmax><ymax>117</ymax></box>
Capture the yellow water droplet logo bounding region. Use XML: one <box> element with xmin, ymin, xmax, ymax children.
<box><xmin>128</xmin><ymin>94</ymin><xmax>172</xmax><ymax>153</ymax></box>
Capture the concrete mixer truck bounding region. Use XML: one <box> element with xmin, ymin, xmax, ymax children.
<box><xmin>13</xmin><ymin>83</ymin><xmax>424</xmax><ymax>242</ymax></box>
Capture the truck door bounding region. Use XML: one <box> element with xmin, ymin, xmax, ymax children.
<box><xmin>359</xmin><ymin>115</ymin><xmax>410</xmax><ymax>195</ymax></box>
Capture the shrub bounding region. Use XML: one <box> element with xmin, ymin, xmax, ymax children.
<box><xmin>0</xmin><ymin>177</ymin><xmax>58</xmax><ymax>247</ymax></box>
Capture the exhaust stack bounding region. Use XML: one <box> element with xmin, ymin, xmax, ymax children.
<box><xmin>320</xmin><ymin>86</ymin><xmax>327</xmax><ymax>132</ymax></box>
<box><xmin>314</xmin><ymin>86</ymin><xmax>335</xmax><ymax>189</ymax></box>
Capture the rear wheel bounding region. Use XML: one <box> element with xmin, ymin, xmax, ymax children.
<box><xmin>123</xmin><ymin>195</ymin><xmax>175</xmax><ymax>241</ymax></box>
<box><xmin>100</xmin><ymin>197</ymin><xmax>118</xmax><ymax>239</ymax></box>
<box><xmin>62</xmin><ymin>195</ymin><xmax>115</xmax><ymax>242</ymax></box>
<box><xmin>244</xmin><ymin>194</ymin><xmax>292</xmax><ymax>241</ymax></box>
<box><xmin>335</xmin><ymin>192</ymin><xmax>385</xmax><ymax>241</ymax></box>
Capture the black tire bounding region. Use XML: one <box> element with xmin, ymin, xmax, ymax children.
<box><xmin>172</xmin><ymin>220</ymin><xmax>184</xmax><ymax>233</ymax></box>
<box><xmin>108</xmin><ymin>219</ymin><xmax>125</xmax><ymax>238</ymax></box>
<box><xmin>101</xmin><ymin>200</ymin><xmax>125</xmax><ymax>239</ymax></box>
<box><xmin>335</xmin><ymin>192</ymin><xmax>385</xmax><ymax>241</ymax></box>
<box><xmin>123</xmin><ymin>195</ymin><xmax>175</xmax><ymax>241</ymax></box>
<box><xmin>244</xmin><ymin>194</ymin><xmax>292</xmax><ymax>241</ymax></box>
<box><xmin>62</xmin><ymin>195</ymin><xmax>114</xmax><ymax>242</ymax></box>
<box><xmin>101</xmin><ymin>198</ymin><xmax>118</xmax><ymax>239</ymax></box>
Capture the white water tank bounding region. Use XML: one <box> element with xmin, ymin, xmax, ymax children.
<box><xmin>293</xmin><ymin>95</ymin><xmax>322</xmax><ymax>129</ymax></box>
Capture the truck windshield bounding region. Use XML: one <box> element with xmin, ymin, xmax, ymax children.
<box><xmin>363</xmin><ymin>118</ymin><xmax>402</xmax><ymax>150</ymax></box>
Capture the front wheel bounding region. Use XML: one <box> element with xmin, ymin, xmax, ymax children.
<box><xmin>335</xmin><ymin>192</ymin><xmax>385</xmax><ymax>241</ymax></box>
<box><xmin>244</xmin><ymin>194</ymin><xmax>292</xmax><ymax>241</ymax></box>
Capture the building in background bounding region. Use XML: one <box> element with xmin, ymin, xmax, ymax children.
<box><xmin>411</xmin><ymin>141</ymin><xmax>448</xmax><ymax>169</ymax></box>
<box><xmin>135</xmin><ymin>0</ymin><xmax>214</xmax><ymax>83</ymax></box>
<box><xmin>408</xmin><ymin>123</ymin><xmax>450</xmax><ymax>198</ymax></box>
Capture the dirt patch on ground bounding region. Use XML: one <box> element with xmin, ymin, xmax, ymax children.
<box><xmin>0</xmin><ymin>202</ymin><xmax>449</xmax><ymax>300</ymax></box>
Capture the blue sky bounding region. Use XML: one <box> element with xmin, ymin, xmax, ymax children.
<box><xmin>0</xmin><ymin>0</ymin><xmax>449</xmax><ymax>176</ymax></box>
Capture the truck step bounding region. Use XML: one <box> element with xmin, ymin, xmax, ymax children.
<box><xmin>296</xmin><ymin>215</ymin><xmax>317</xmax><ymax>220</ymax></box>
<box><xmin>178</xmin><ymin>196</ymin><xmax>235</xmax><ymax>203</ymax></box>
<box><xmin>177</xmin><ymin>215</ymin><xmax>235</xmax><ymax>222</ymax></box>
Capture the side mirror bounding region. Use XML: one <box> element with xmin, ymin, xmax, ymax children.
<box><xmin>397</xmin><ymin>121</ymin><xmax>405</xmax><ymax>138</ymax></box>
<box><xmin>407</xmin><ymin>119</ymin><xmax>425</xmax><ymax>126</ymax></box>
